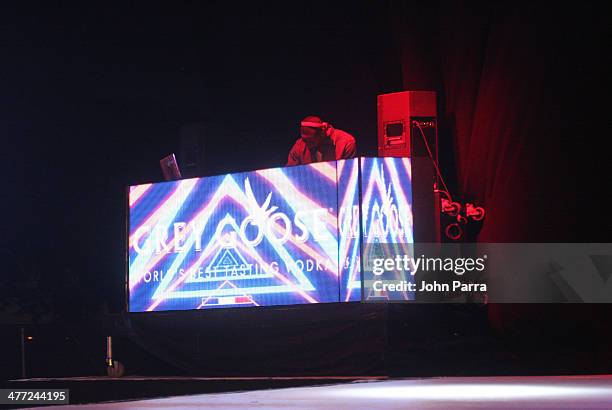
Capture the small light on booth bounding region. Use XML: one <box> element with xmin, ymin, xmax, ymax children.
<box><xmin>26</xmin><ymin>336</ymin><xmax>33</xmax><ymax>341</ymax></box>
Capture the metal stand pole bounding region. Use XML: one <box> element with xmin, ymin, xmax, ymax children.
<box><xmin>20</xmin><ymin>327</ymin><xmax>26</xmax><ymax>379</ymax></box>
<box><xmin>106</xmin><ymin>336</ymin><xmax>113</xmax><ymax>366</ymax></box>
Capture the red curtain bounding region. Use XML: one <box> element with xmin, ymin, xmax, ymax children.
<box><xmin>391</xmin><ymin>1</ymin><xmax>612</xmax><ymax>349</ymax></box>
<box><xmin>390</xmin><ymin>1</ymin><xmax>607</xmax><ymax>241</ymax></box>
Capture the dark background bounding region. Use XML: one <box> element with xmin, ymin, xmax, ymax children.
<box><xmin>1</xmin><ymin>2</ymin><xmax>400</xmax><ymax>317</ymax></box>
<box><xmin>1</xmin><ymin>1</ymin><xmax>610</xmax><ymax>379</ymax></box>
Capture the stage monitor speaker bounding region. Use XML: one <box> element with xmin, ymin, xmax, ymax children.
<box><xmin>378</xmin><ymin>91</ymin><xmax>440</xmax><ymax>242</ymax></box>
<box><xmin>377</xmin><ymin>91</ymin><xmax>437</xmax><ymax>161</ymax></box>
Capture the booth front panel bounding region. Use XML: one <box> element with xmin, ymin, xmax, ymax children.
<box><xmin>127</xmin><ymin>157</ymin><xmax>415</xmax><ymax>312</ymax></box>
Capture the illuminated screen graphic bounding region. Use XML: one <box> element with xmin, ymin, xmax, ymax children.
<box><xmin>360</xmin><ymin>157</ymin><xmax>415</xmax><ymax>302</ymax></box>
<box><xmin>128</xmin><ymin>157</ymin><xmax>413</xmax><ymax>312</ymax></box>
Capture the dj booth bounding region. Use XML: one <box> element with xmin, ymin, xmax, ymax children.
<box><xmin>127</xmin><ymin>157</ymin><xmax>437</xmax><ymax>313</ymax></box>
<box><xmin>119</xmin><ymin>94</ymin><xmax>474</xmax><ymax>377</ymax></box>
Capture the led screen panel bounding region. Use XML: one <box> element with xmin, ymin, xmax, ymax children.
<box><xmin>360</xmin><ymin>157</ymin><xmax>415</xmax><ymax>301</ymax></box>
<box><xmin>128</xmin><ymin>162</ymin><xmax>340</xmax><ymax>312</ymax></box>
<box><xmin>127</xmin><ymin>157</ymin><xmax>415</xmax><ymax>311</ymax></box>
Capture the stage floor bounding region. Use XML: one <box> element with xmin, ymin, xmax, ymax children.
<box><xmin>19</xmin><ymin>375</ymin><xmax>612</xmax><ymax>410</ymax></box>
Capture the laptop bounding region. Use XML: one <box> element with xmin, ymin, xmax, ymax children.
<box><xmin>160</xmin><ymin>153</ymin><xmax>182</xmax><ymax>181</ymax></box>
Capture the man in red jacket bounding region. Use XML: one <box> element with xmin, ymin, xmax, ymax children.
<box><xmin>287</xmin><ymin>115</ymin><xmax>356</xmax><ymax>166</ymax></box>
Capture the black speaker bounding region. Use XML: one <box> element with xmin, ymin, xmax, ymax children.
<box><xmin>411</xmin><ymin>157</ymin><xmax>441</xmax><ymax>243</ymax></box>
<box><xmin>410</xmin><ymin>117</ymin><xmax>437</xmax><ymax>161</ymax></box>
<box><xmin>179</xmin><ymin>123</ymin><xmax>207</xmax><ymax>178</ymax></box>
